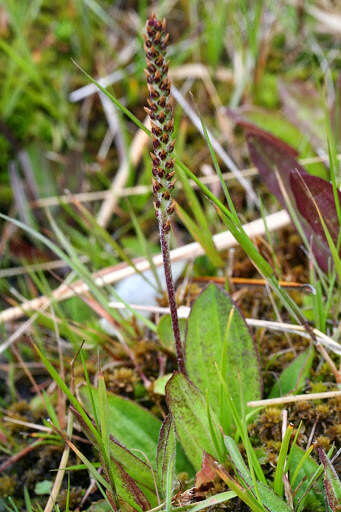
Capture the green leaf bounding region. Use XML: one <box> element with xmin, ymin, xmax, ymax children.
<box><xmin>70</xmin><ymin>403</ymin><xmax>156</xmax><ymax>509</ymax></box>
<box><xmin>255</xmin><ymin>482</ymin><xmax>293</xmax><ymax>512</ymax></box>
<box><xmin>175</xmin><ymin>491</ymin><xmax>236</xmax><ymax>511</ymax></box>
<box><xmin>80</xmin><ymin>386</ymin><xmax>160</xmax><ymax>467</ymax></box>
<box><xmin>80</xmin><ymin>386</ymin><xmax>191</xmax><ymax>476</ymax></box>
<box><xmin>319</xmin><ymin>449</ymin><xmax>341</xmax><ymax>512</ymax></box>
<box><xmin>157</xmin><ymin>415</ymin><xmax>176</xmax><ymax>503</ymax></box>
<box><xmin>109</xmin><ymin>437</ymin><xmax>157</xmax><ymax>505</ymax></box>
<box><xmin>288</xmin><ymin>445</ymin><xmax>323</xmax><ymax>510</ymax></box>
<box><xmin>157</xmin><ymin>314</ymin><xmax>187</xmax><ymax>352</ymax></box>
<box><xmin>273</xmin><ymin>425</ymin><xmax>293</xmax><ymax>497</ymax></box>
<box><xmin>185</xmin><ymin>284</ymin><xmax>261</xmax><ymax>433</ymax></box>
<box><xmin>153</xmin><ymin>373</ymin><xmax>172</xmax><ymax>395</ymax></box>
<box><xmin>110</xmin><ymin>459</ymin><xmax>151</xmax><ymax>512</ymax></box>
<box><xmin>34</xmin><ymin>480</ymin><xmax>53</xmax><ymax>496</ymax></box>
<box><xmin>269</xmin><ymin>347</ymin><xmax>314</xmax><ymax>398</ymax></box>
<box><xmin>224</xmin><ymin>435</ymin><xmax>252</xmax><ymax>485</ymax></box>
<box><xmin>223</xmin><ymin>435</ymin><xmax>292</xmax><ymax>511</ymax></box>
<box><xmin>166</xmin><ymin>372</ymin><xmax>224</xmax><ymax>470</ymax></box>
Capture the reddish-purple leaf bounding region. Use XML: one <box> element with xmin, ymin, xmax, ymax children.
<box><xmin>290</xmin><ymin>172</ymin><xmax>341</xmax><ymax>272</ymax></box>
<box><xmin>290</xmin><ymin>172</ymin><xmax>341</xmax><ymax>242</ymax></box>
<box><xmin>236</xmin><ymin>121</ymin><xmax>340</xmax><ymax>273</ymax></box>
<box><xmin>244</xmin><ymin>122</ymin><xmax>307</xmax><ymax>207</ymax></box>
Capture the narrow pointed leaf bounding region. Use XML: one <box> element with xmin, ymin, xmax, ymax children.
<box><xmin>288</xmin><ymin>445</ymin><xmax>323</xmax><ymax>509</ymax></box>
<box><xmin>80</xmin><ymin>386</ymin><xmax>191</xmax><ymax>476</ymax></box>
<box><xmin>80</xmin><ymin>386</ymin><xmax>160</xmax><ymax>467</ymax></box>
<box><xmin>224</xmin><ymin>435</ymin><xmax>252</xmax><ymax>485</ymax></box>
<box><xmin>157</xmin><ymin>414</ymin><xmax>176</xmax><ymax>499</ymax></box>
<box><xmin>111</xmin><ymin>458</ymin><xmax>151</xmax><ymax>512</ymax></box>
<box><xmin>110</xmin><ymin>437</ymin><xmax>157</xmax><ymax>502</ymax></box>
<box><xmin>319</xmin><ymin>448</ymin><xmax>341</xmax><ymax>512</ymax></box>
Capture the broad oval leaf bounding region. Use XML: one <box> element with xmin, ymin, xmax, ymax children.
<box><xmin>185</xmin><ymin>284</ymin><xmax>261</xmax><ymax>433</ymax></box>
<box><xmin>166</xmin><ymin>372</ymin><xmax>224</xmax><ymax>470</ymax></box>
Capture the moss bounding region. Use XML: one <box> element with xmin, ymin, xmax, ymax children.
<box><xmin>57</xmin><ymin>487</ymin><xmax>84</xmax><ymax>509</ymax></box>
<box><xmin>104</xmin><ymin>367</ymin><xmax>137</xmax><ymax>395</ymax></box>
<box><xmin>0</xmin><ymin>475</ymin><xmax>16</xmax><ymax>497</ymax></box>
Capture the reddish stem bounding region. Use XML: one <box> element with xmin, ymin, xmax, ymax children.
<box><xmin>159</xmin><ymin>218</ymin><xmax>186</xmax><ymax>374</ymax></box>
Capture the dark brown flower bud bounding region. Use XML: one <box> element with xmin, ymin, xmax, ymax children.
<box><xmin>146</xmin><ymin>98</ymin><xmax>157</xmax><ymax>110</ymax></box>
<box><xmin>166</xmin><ymin>170</ymin><xmax>176</xmax><ymax>180</ymax></box>
<box><xmin>158</xmin><ymin>148</ymin><xmax>167</xmax><ymax>160</ymax></box>
<box><xmin>151</xmin><ymin>121</ymin><xmax>162</xmax><ymax>136</ymax></box>
<box><xmin>164</xmin><ymin>120</ymin><xmax>174</xmax><ymax>132</ymax></box>
<box><xmin>154</xmin><ymin>70</ymin><xmax>161</xmax><ymax>83</ymax></box>
<box><xmin>160</xmin><ymin>78</ymin><xmax>170</xmax><ymax>91</ymax></box>
<box><xmin>148</xmin><ymin>85</ymin><xmax>160</xmax><ymax>99</ymax></box>
<box><xmin>147</xmin><ymin>63</ymin><xmax>156</xmax><ymax>73</ymax></box>
<box><xmin>154</xmin><ymin>31</ymin><xmax>161</xmax><ymax>43</ymax></box>
<box><xmin>160</xmin><ymin>133</ymin><xmax>169</xmax><ymax>144</ymax></box>
<box><xmin>158</xmin><ymin>96</ymin><xmax>166</xmax><ymax>107</ymax></box>
<box><xmin>155</xmin><ymin>55</ymin><xmax>164</xmax><ymax>67</ymax></box>
<box><xmin>152</xmin><ymin>178</ymin><xmax>161</xmax><ymax>192</ymax></box>
<box><xmin>168</xmin><ymin>140</ymin><xmax>175</xmax><ymax>153</ymax></box>
<box><xmin>150</xmin><ymin>152</ymin><xmax>160</xmax><ymax>165</ymax></box>
<box><xmin>167</xmin><ymin>201</ymin><xmax>176</xmax><ymax>215</ymax></box>
<box><xmin>157</xmin><ymin>111</ymin><xmax>166</xmax><ymax>123</ymax></box>
<box><xmin>147</xmin><ymin>46</ymin><xmax>159</xmax><ymax>59</ymax></box>
<box><xmin>165</xmin><ymin>159</ymin><xmax>174</xmax><ymax>169</ymax></box>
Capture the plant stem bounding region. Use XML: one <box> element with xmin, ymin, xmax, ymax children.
<box><xmin>159</xmin><ymin>212</ymin><xmax>185</xmax><ymax>374</ymax></box>
<box><xmin>144</xmin><ymin>13</ymin><xmax>186</xmax><ymax>374</ymax></box>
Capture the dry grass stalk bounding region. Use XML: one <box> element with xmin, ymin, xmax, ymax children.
<box><xmin>248</xmin><ymin>390</ymin><xmax>341</xmax><ymax>408</ymax></box>
<box><xmin>0</xmin><ymin>210</ymin><xmax>290</xmax><ymax>326</ymax></box>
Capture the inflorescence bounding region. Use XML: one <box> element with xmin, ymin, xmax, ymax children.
<box><xmin>144</xmin><ymin>13</ymin><xmax>176</xmax><ymax>233</ymax></box>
